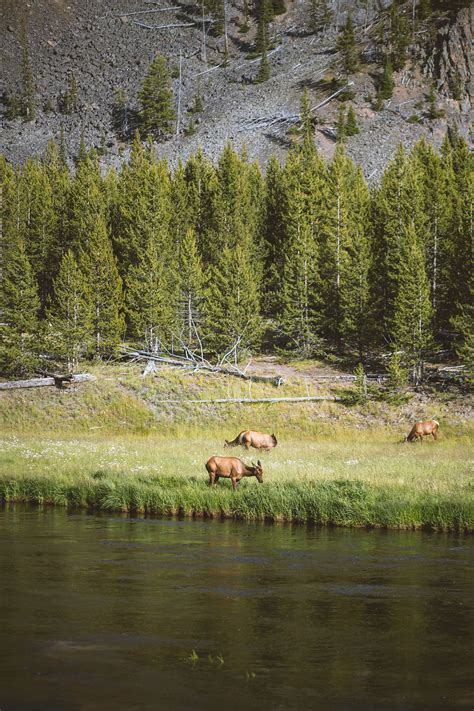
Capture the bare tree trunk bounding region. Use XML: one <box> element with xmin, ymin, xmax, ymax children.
<box><xmin>176</xmin><ymin>49</ymin><xmax>182</xmax><ymax>136</ymax></box>
<box><xmin>201</xmin><ymin>0</ymin><xmax>207</xmax><ymax>64</ymax></box>
<box><xmin>223</xmin><ymin>0</ymin><xmax>229</xmax><ymax>63</ymax></box>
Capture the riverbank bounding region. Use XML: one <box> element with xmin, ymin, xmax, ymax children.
<box><xmin>1</xmin><ymin>361</ymin><xmax>472</xmax><ymax>530</ymax></box>
<box><xmin>1</xmin><ymin>434</ymin><xmax>472</xmax><ymax>531</ymax></box>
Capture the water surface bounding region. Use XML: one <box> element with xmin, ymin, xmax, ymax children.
<box><xmin>0</xmin><ymin>506</ymin><xmax>473</xmax><ymax>710</ymax></box>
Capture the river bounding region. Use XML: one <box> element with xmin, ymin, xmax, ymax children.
<box><xmin>0</xmin><ymin>506</ymin><xmax>473</xmax><ymax>710</ymax></box>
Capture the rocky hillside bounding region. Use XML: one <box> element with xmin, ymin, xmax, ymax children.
<box><xmin>1</xmin><ymin>0</ymin><xmax>472</xmax><ymax>176</ymax></box>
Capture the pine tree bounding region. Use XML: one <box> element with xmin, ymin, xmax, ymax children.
<box><xmin>370</xmin><ymin>144</ymin><xmax>427</xmax><ymax>343</ymax></box>
<box><xmin>427</xmin><ymin>82</ymin><xmax>443</xmax><ymax>120</ymax></box>
<box><xmin>270</xmin><ymin>0</ymin><xmax>286</xmax><ymax>16</ymax></box>
<box><xmin>204</xmin><ymin>0</ymin><xmax>225</xmax><ymax>35</ymax></box>
<box><xmin>112</xmin><ymin>88</ymin><xmax>130</xmax><ymax>140</ymax></box>
<box><xmin>336</xmin><ymin>12</ymin><xmax>358</xmax><ymax>75</ymax></box>
<box><xmin>441</xmin><ymin>131</ymin><xmax>473</xmax><ymax>335</ymax></box>
<box><xmin>262</xmin><ymin>155</ymin><xmax>286</xmax><ymax>316</ymax></box>
<box><xmin>58</xmin><ymin>125</ymin><xmax>68</xmax><ymax>167</ymax></box>
<box><xmin>319</xmin><ymin>146</ymin><xmax>356</xmax><ymax>347</ymax></box>
<box><xmin>67</xmin><ymin>149</ymin><xmax>106</xmax><ymax>256</ymax></box>
<box><xmin>0</xmin><ymin>238</ymin><xmax>40</xmax><ymax>375</ymax></box>
<box><xmin>60</xmin><ymin>72</ymin><xmax>78</xmax><ymax>114</ymax></box>
<box><xmin>299</xmin><ymin>89</ymin><xmax>315</xmax><ymax>152</ymax></box>
<box><xmin>126</xmin><ymin>236</ymin><xmax>177</xmax><ymax>350</ymax></box>
<box><xmin>46</xmin><ymin>251</ymin><xmax>92</xmax><ymax>370</ymax></box>
<box><xmin>390</xmin><ymin>1</ymin><xmax>410</xmax><ymax>71</ymax></box>
<box><xmin>241</xmin><ymin>0</ymin><xmax>251</xmax><ymax>32</ymax></box>
<box><xmin>203</xmin><ymin>245</ymin><xmax>262</xmax><ymax>356</ymax></box>
<box><xmin>208</xmin><ymin>144</ymin><xmax>263</xmax><ymax>265</ymax></box>
<box><xmin>255</xmin><ymin>0</ymin><xmax>271</xmax><ymax>53</ymax></box>
<box><xmin>43</xmin><ymin>136</ymin><xmax>71</xmax><ymax>287</ymax></box>
<box><xmin>280</xmin><ymin>220</ymin><xmax>320</xmax><ymax>355</ymax></box>
<box><xmin>139</xmin><ymin>54</ymin><xmax>175</xmax><ymax>139</ymax></box>
<box><xmin>385</xmin><ymin>352</ymin><xmax>409</xmax><ymax>400</ymax></box>
<box><xmin>392</xmin><ymin>223</ymin><xmax>433</xmax><ymax>383</ymax></box>
<box><xmin>257</xmin><ymin>46</ymin><xmax>271</xmax><ymax>82</ymax></box>
<box><xmin>276</xmin><ymin>138</ymin><xmax>327</xmax><ymax>352</ymax></box>
<box><xmin>336</xmin><ymin>105</ymin><xmax>346</xmax><ymax>143</ymax></box>
<box><xmin>339</xmin><ymin>166</ymin><xmax>372</xmax><ymax>356</ymax></box>
<box><xmin>110</xmin><ymin>133</ymin><xmax>173</xmax><ymax>277</ymax></box>
<box><xmin>377</xmin><ymin>55</ymin><xmax>394</xmax><ymax>101</ymax></box>
<box><xmin>345</xmin><ymin>105</ymin><xmax>359</xmax><ymax>136</ymax></box>
<box><xmin>309</xmin><ymin>0</ymin><xmax>333</xmax><ymax>33</ymax></box>
<box><xmin>451</xmin><ymin>278</ymin><xmax>474</xmax><ymax>384</ymax></box>
<box><xmin>19</xmin><ymin>158</ymin><xmax>57</xmax><ymax>310</ymax></box>
<box><xmin>0</xmin><ymin>157</ymin><xmax>20</xmax><ymax>253</ymax></box>
<box><xmin>417</xmin><ymin>0</ymin><xmax>432</xmax><ymax>22</ymax></box>
<box><xmin>76</xmin><ymin>130</ymin><xmax>88</xmax><ymax>166</ymax></box>
<box><xmin>68</xmin><ymin>72</ymin><xmax>78</xmax><ymax>112</ymax></box>
<box><xmin>353</xmin><ymin>362</ymin><xmax>368</xmax><ymax>402</ymax></box>
<box><xmin>183</xmin><ymin>150</ymin><xmax>219</xmax><ymax>264</ymax></box>
<box><xmin>19</xmin><ymin>23</ymin><xmax>35</xmax><ymax>121</ymax></box>
<box><xmin>169</xmin><ymin>161</ymin><xmax>193</xmax><ymax>244</ymax></box>
<box><xmin>411</xmin><ymin>139</ymin><xmax>453</xmax><ymax>338</ymax></box>
<box><xmin>177</xmin><ymin>228</ymin><xmax>204</xmax><ymax>349</ymax></box>
<box><xmin>79</xmin><ymin>215</ymin><xmax>124</xmax><ymax>356</ymax></box>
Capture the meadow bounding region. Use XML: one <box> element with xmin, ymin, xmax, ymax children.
<box><xmin>0</xmin><ymin>431</ymin><xmax>472</xmax><ymax>531</ymax></box>
<box><xmin>1</xmin><ymin>363</ymin><xmax>472</xmax><ymax>531</ymax></box>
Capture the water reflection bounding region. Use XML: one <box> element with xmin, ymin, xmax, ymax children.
<box><xmin>0</xmin><ymin>506</ymin><xmax>472</xmax><ymax>710</ymax></box>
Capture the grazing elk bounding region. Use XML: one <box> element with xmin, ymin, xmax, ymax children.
<box><xmin>405</xmin><ymin>419</ymin><xmax>440</xmax><ymax>443</ymax></box>
<box><xmin>206</xmin><ymin>456</ymin><xmax>263</xmax><ymax>490</ymax></box>
<box><xmin>224</xmin><ymin>430</ymin><xmax>277</xmax><ymax>452</ymax></box>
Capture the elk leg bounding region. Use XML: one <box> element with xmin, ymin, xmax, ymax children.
<box><xmin>208</xmin><ymin>473</ymin><xmax>216</xmax><ymax>486</ymax></box>
<box><xmin>231</xmin><ymin>477</ymin><xmax>238</xmax><ymax>490</ymax></box>
<box><xmin>432</xmin><ymin>432</ymin><xmax>437</xmax><ymax>440</ymax></box>
<box><xmin>214</xmin><ymin>475</ymin><xmax>219</xmax><ymax>486</ymax></box>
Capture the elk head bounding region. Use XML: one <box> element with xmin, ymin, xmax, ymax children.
<box><xmin>252</xmin><ymin>460</ymin><xmax>264</xmax><ymax>483</ymax></box>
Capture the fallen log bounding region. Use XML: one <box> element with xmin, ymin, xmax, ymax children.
<box><xmin>153</xmin><ymin>395</ymin><xmax>341</xmax><ymax>404</ymax></box>
<box><xmin>0</xmin><ymin>373</ymin><xmax>96</xmax><ymax>391</ymax></box>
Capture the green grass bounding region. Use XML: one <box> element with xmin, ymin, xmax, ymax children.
<box><xmin>1</xmin><ymin>362</ymin><xmax>472</xmax><ymax>530</ymax></box>
<box><xmin>0</xmin><ymin>433</ymin><xmax>472</xmax><ymax>531</ymax></box>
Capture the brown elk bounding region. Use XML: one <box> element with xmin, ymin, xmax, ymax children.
<box><xmin>224</xmin><ymin>430</ymin><xmax>277</xmax><ymax>452</ymax></box>
<box><xmin>206</xmin><ymin>456</ymin><xmax>263</xmax><ymax>490</ymax></box>
<box><xmin>405</xmin><ymin>419</ymin><xmax>440</xmax><ymax>443</ymax></box>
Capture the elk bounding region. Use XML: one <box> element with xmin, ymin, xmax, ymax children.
<box><xmin>224</xmin><ymin>430</ymin><xmax>277</xmax><ymax>452</ymax></box>
<box><xmin>405</xmin><ymin>419</ymin><xmax>440</xmax><ymax>443</ymax></box>
<box><xmin>205</xmin><ymin>456</ymin><xmax>263</xmax><ymax>490</ymax></box>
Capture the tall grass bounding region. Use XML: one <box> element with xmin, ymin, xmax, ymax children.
<box><xmin>1</xmin><ymin>434</ymin><xmax>472</xmax><ymax>531</ymax></box>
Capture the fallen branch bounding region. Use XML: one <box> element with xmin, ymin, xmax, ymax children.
<box><xmin>241</xmin><ymin>81</ymin><xmax>353</xmax><ymax>132</ymax></box>
<box><xmin>0</xmin><ymin>373</ymin><xmax>96</xmax><ymax>390</ymax></box>
<box><xmin>132</xmin><ymin>20</ymin><xmax>196</xmax><ymax>28</ymax></box>
<box><xmin>117</xmin><ymin>7</ymin><xmax>180</xmax><ymax>16</ymax></box>
<box><xmin>121</xmin><ymin>348</ymin><xmax>284</xmax><ymax>386</ymax></box>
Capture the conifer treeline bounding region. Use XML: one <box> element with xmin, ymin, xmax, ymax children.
<box><xmin>0</xmin><ymin>130</ymin><xmax>472</xmax><ymax>375</ymax></box>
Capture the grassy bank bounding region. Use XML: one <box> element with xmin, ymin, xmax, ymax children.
<box><xmin>0</xmin><ymin>361</ymin><xmax>471</xmax><ymax>437</ymax></box>
<box><xmin>1</xmin><ymin>434</ymin><xmax>472</xmax><ymax>531</ymax></box>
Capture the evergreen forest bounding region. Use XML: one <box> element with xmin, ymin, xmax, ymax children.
<box><xmin>0</xmin><ymin>128</ymin><xmax>472</xmax><ymax>379</ymax></box>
